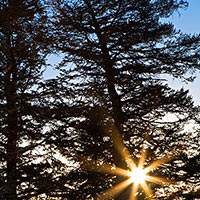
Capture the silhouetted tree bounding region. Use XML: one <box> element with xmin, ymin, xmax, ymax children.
<box><xmin>0</xmin><ymin>0</ymin><xmax>62</xmax><ymax>199</ymax></box>
<box><xmin>50</xmin><ymin>0</ymin><xmax>200</xmax><ymax>199</ymax></box>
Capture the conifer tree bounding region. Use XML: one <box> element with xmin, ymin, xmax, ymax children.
<box><xmin>0</xmin><ymin>1</ymin><xmax>60</xmax><ymax>199</ymax></box>
<box><xmin>50</xmin><ymin>0</ymin><xmax>200</xmax><ymax>199</ymax></box>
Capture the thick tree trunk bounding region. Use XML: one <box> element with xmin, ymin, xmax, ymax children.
<box><xmin>86</xmin><ymin>3</ymin><xmax>129</xmax><ymax>198</ymax></box>
<box><xmin>5</xmin><ymin>77</ymin><xmax>18</xmax><ymax>200</ymax></box>
<box><xmin>85</xmin><ymin>0</ymin><xmax>124</xmax><ymax>124</ymax></box>
<box><xmin>6</xmin><ymin>133</ymin><xmax>17</xmax><ymax>200</ymax></box>
<box><xmin>99</xmin><ymin>38</ymin><xmax>124</xmax><ymax>124</ymax></box>
<box><xmin>106</xmin><ymin>73</ymin><xmax>124</xmax><ymax>124</ymax></box>
<box><xmin>101</xmin><ymin>46</ymin><xmax>129</xmax><ymax>200</ymax></box>
<box><xmin>5</xmin><ymin>33</ymin><xmax>18</xmax><ymax>199</ymax></box>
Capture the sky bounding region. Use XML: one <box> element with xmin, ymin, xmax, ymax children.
<box><xmin>165</xmin><ymin>0</ymin><xmax>200</xmax><ymax>105</ymax></box>
<box><xmin>45</xmin><ymin>0</ymin><xmax>200</xmax><ymax>105</ymax></box>
<box><xmin>170</xmin><ymin>0</ymin><xmax>200</xmax><ymax>34</ymax></box>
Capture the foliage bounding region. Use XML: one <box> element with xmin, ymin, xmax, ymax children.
<box><xmin>1</xmin><ymin>0</ymin><xmax>200</xmax><ymax>199</ymax></box>
<box><xmin>0</xmin><ymin>0</ymin><xmax>62</xmax><ymax>199</ymax></box>
<box><xmin>49</xmin><ymin>0</ymin><xmax>200</xmax><ymax>199</ymax></box>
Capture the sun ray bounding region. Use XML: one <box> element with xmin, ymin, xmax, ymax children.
<box><xmin>138</xmin><ymin>147</ymin><xmax>147</xmax><ymax>169</ymax></box>
<box><xmin>79</xmin><ymin>156</ymin><xmax>129</xmax><ymax>177</ymax></box>
<box><xmin>83</xmin><ymin>111</ymin><xmax>175</xmax><ymax>199</ymax></box>
<box><xmin>145</xmin><ymin>175</ymin><xmax>171</xmax><ymax>185</ymax></box>
<box><xmin>96</xmin><ymin>178</ymin><xmax>133</xmax><ymax>200</ymax></box>
<box><xmin>78</xmin><ymin>147</ymin><xmax>174</xmax><ymax>200</ymax></box>
<box><xmin>144</xmin><ymin>156</ymin><xmax>175</xmax><ymax>173</ymax></box>
<box><xmin>105</xmin><ymin>123</ymin><xmax>136</xmax><ymax>170</ymax></box>
<box><xmin>97</xmin><ymin>164</ymin><xmax>130</xmax><ymax>177</ymax></box>
<box><xmin>140</xmin><ymin>181</ymin><xmax>153</xmax><ymax>199</ymax></box>
<box><xmin>126</xmin><ymin>157</ymin><xmax>137</xmax><ymax>170</ymax></box>
<box><xmin>76</xmin><ymin>123</ymin><xmax>175</xmax><ymax>200</ymax></box>
<box><xmin>129</xmin><ymin>183</ymin><xmax>139</xmax><ymax>200</ymax></box>
<box><xmin>95</xmin><ymin>163</ymin><xmax>125</xmax><ymax>176</ymax></box>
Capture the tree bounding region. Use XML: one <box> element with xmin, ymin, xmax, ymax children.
<box><xmin>49</xmin><ymin>0</ymin><xmax>200</xmax><ymax>199</ymax></box>
<box><xmin>0</xmin><ymin>1</ymin><xmax>61</xmax><ymax>199</ymax></box>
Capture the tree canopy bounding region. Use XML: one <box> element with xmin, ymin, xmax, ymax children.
<box><xmin>0</xmin><ymin>0</ymin><xmax>60</xmax><ymax>199</ymax></box>
<box><xmin>1</xmin><ymin>0</ymin><xmax>200</xmax><ymax>199</ymax></box>
<box><xmin>49</xmin><ymin>0</ymin><xmax>200</xmax><ymax>199</ymax></box>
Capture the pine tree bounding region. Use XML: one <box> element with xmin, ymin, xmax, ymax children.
<box><xmin>50</xmin><ymin>0</ymin><xmax>200</xmax><ymax>199</ymax></box>
<box><xmin>0</xmin><ymin>0</ymin><xmax>59</xmax><ymax>199</ymax></box>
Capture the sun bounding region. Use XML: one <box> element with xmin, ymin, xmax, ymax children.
<box><xmin>80</xmin><ymin>126</ymin><xmax>174</xmax><ymax>200</ymax></box>
<box><xmin>91</xmin><ymin>147</ymin><xmax>173</xmax><ymax>200</ymax></box>
<box><xmin>128</xmin><ymin>167</ymin><xmax>147</xmax><ymax>185</ymax></box>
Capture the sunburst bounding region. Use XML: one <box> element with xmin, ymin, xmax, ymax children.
<box><xmin>79</xmin><ymin>125</ymin><xmax>174</xmax><ymax>200</ymax></box>
<box><xmin>94</xmin><ymin>147</ymin><xmax>172</xmax><ymax>200</ymax></box>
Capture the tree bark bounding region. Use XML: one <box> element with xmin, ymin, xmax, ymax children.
<box><xmin>84</xmin><ymin>0</ymin><xmax>124</xmax><ymax>124</ymax></box>
<box><xmin>5</xmin><ymin>33</ymin><xmax>18</xmax><ymax>200</ymax></box>
<box><xmin>5</xmin><ymin>81</ymin><xmax>18</xmax><ymax>200</ymax></box>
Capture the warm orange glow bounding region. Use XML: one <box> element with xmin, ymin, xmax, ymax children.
<box><xmin>129</xmin><ymin>183</ymin><xmax>139</xmax><ymax>200</ymax></box>
<box><xmin>96</xmin><ymin>178</ymin><xmax>133</xmax><ymax>200</ymax></box>
<box><xmin>93</xmin><ymin>148</ymin><xmax>172</xmax><ymax>200</ymax></box>
<box><xmin>129</xmin><ymin>167</ymin><xmax>147</xmax><ymax>185</ymax></box>
<box><xmin>140</xmin><ymin>181</ymin><xmax>153</xmax><ymax>198</ymax></box>
<box><xmin>78</xmin><ymin>125</ymin><xmax>174</xmax><ymax>200</ymax></box>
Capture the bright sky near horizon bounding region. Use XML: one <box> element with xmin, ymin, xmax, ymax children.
<box><xmin>46</xmin><ymin>0</ymin><xmax>200</xmax><ymax>105</ymax></box>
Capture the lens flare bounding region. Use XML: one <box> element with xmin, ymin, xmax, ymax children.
<box><xmin>79</xmin><ymin>123</ymin><xmax>174</xmax><ymax>200</ymax></box>
<box><xmin>89</xmin><ymin>148</ymin><xmax>173</xmax><ymax>200</ymax></box>
<box><xmin>129</xmin><ymin>167</ymin><xmax>147</xmax><ymax>185</ymax></box>
<box><xmin>98</xmin><ymin>151</ymin><xmax>171</xmax><ymax>200</ymax></box>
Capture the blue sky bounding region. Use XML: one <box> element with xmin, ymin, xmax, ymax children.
<box><xmin>166</xmin><ymin>0</ymin><xmax>200</xmax><ymax>105</ymax></box>
<box><xmin>170</xmin><ymin>0</ymin><xmax>200</xmax><ymax>34</ymax></box>
<box><xmin>46</xmin><ymin>0</ymin><xmax>200</xmax><ymax>105</ymax></box>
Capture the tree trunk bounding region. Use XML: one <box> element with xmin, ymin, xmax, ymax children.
<box><xmin>5</xmin><ymin>33</ymin><xmax>18</xmax><ymax>200</ymax></box>
<box><xmin>5</xmin><ymin>73</ymin><xmax>18</xmax><ymax>199</ymax></box>
<box><xmin>86</xmin><ymin>3</ymin><xmax>129</xmax><ymax>198</ymax></box>
<box><xmin>5</xmin><ymin>83</ymin><xmax>18</xmax><ymax>199</ymax></box>
<box><xmin>6</xmin><ymin>133</ymin><xmax>17</xmax><ymax>200</ymax></box>
<box><xmin>85</xmin><ymin>0</ymin><xmax>124</xmax><ymax>124</ymax></box>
